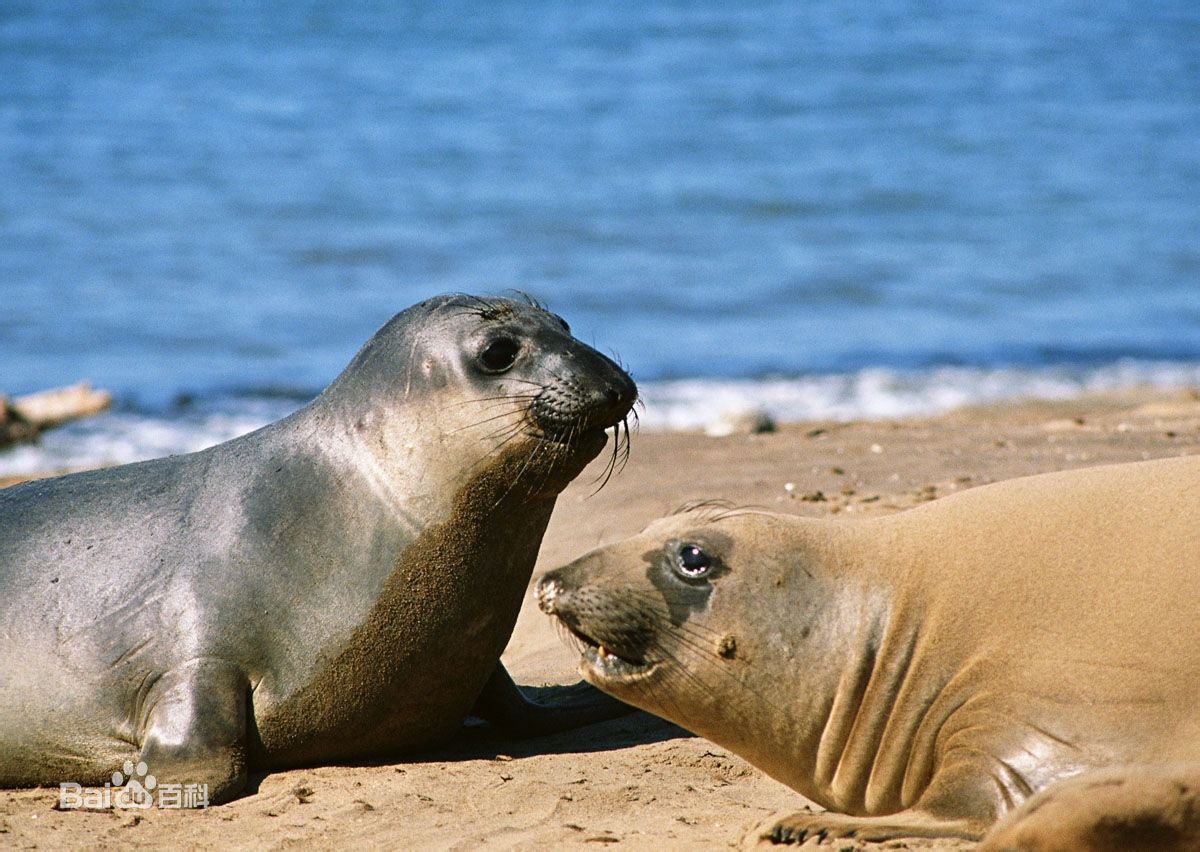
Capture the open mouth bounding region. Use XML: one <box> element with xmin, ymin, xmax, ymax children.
<box><xmin>560</xmin><ymin>620</ymin><xmax>659</xmax><ymax>682</ymax></box>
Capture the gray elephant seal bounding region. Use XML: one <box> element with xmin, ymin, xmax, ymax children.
<box><xmin>0</xmin><ymin>293</ymin><xmax>636</xmax><ymax>805</ymax></box>
<box><xmin>536</xmin><ymin>456</ymin><xmax>1200</xmax><ymax>844</ymax></box>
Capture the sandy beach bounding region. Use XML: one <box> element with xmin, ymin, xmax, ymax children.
<box><xmin>2</xmin><ymin>388</ymin><xmax>1197</xmax><ymax>850</ymax></box>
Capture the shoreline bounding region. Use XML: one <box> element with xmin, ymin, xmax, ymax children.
<box><xmin>2</xmin><ymin>389</ymin><xmax>1198</xmax><ymax>849</ymax></box>
<box><xmin>4</xmin><ymin>365</ymin><xmax>1200</xmax><ymax>479</ymax></box>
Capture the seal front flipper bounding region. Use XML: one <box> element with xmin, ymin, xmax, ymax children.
<box><xmin>979</xmin><ymin>763</ymin><xmax>1200</xmax><ymax>851</ymax></box>
<box><xmin>470</xmin><ymin>662</ymin><xmax>635</xmax><ymax>737</ymax></box>
<box><xmin>766</xmin><ymin>807</ymin><xmax>987</xmax><ymax>844</ymax></box>
<box><xmin>137</xmin><ymin>658</ymin><xmax>249</xmax><ymax>806</ymax></box>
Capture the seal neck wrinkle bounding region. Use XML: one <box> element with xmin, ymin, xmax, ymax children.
<box><xmin>808</xmin><ymin>586</ymin><xmax>949</xmax><ymax>817</ymax></box>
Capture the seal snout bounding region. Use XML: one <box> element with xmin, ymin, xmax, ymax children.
<box><xmin>535</xmin><ymin>573</ymin><xmax>562</xmax><ymax>615</ymax></box>
<box><xmin>531</xmin><ymin>369</ymin><xmax>637</xmax><ymax>439</ymax></box>
<box><xmin>535</xmin><ymin>565</ymin><xmax>662</xmax><ymax>683</ymax></box>
<box><xmin>596</xmin><ymin>365</ymin><xmax>639</xmax><ymax>425</ymax></box>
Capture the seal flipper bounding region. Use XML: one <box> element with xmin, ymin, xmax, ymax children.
<box><xmin>766</xmin><ymin>807</ymin><xmax>986</xmax><ymax>844</ymax></box>
<box><xmin>980</xmin><ymin>763</ymin><xmax>1200</xmax><ymax>851</ymax></box>
<box><xmin>767</xmin><ymin>756</ymin><xmax>1002</xmax><ymax>843</ymax></box>
<box><xmin>470</xmin><ymin>662</ymin><xmax>635</xmax><ymax>737</ymax></box>
<box><xmin>138</xmin><ymin>658</ymin><xmax>249</xmax><ymax>806</ymax></box>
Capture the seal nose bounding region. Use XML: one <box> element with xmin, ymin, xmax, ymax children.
<box><xmin>535</xmin><ymin>573</ymin><xmax>563</xmax><ymax>614</ymax></box>
<box><xmin>591</xmin><ymin>357</ymin><xmax>638</xmax><ymax>427</ymax></box>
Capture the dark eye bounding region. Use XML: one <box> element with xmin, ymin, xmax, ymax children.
<box><xmin>479</xmin><ymin>338</ymin><xmax>520</xmax><ymax>373</ymax></box>
<box><xmin>675</xmin><ymin>544</ymin><xmax>710</xmax><ymax>579</ymax></box>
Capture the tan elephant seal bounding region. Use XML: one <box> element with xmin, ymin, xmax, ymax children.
<box><xmin>536</xmin><ymin>455</ymin><xmax>1200</xmax><ymax>843</ymax></box>
<box><xmin>0</xmin><ymin>293</ymin><xmax>637</xmax><ymax>805</ymax></box>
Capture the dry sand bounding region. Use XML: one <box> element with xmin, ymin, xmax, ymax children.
<box><xmin>2</xmin><ymin>389</ymin><xmax>1198</xmax><ymax>850</ymax></box>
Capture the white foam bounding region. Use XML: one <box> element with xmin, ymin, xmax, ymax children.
<box><xmin>0</xmin><ymin>399</ymin><xmax>296</xmax><ymax>477</ymax></box>
<box><xmin>3</xmin><ymin>360</ymin><xmax>1199</xmax><ymax>476</ymax></box>
<box><xmin>639</xmin><ymin>360</ymin><xmax>1200</xmax><ymax>431</ymax></box>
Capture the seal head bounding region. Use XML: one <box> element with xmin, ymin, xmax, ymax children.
<box><xmin>326</xmin><ymin>293</ymin><xmax>637</xmax><ymax>498</ymax></box>
<box><xmin>536</xmin><ymin>504</ymin><xmax>833</xmax><ymax>775</ymax></box>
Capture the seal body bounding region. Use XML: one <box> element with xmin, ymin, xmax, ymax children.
<box><xmin>0</xmin><ymin>294</ymin><xmax>636</xmax><ymax>803</ymax></box>
<box><xmin>537</xmin><ymin>456</ymin><xmax>1200</xmax><ymax>843</ymax></box>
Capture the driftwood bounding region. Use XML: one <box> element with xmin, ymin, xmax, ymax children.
<box><xmin>0</xmin><ymin>382</ymin><xmax>112</xmax><ymax>449</ymax></box>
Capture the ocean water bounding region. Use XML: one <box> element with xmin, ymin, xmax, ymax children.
<box><xmin>2</xmin><ymin>1</ymin><xmax>1199</xmax><ymax>473</ymax></box>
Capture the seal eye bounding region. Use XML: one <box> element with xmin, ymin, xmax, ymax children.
<box><xmin>675</xmin><ymin>544</ymin><xmax>710</xmax><ymax>579</ymax></box>
<box><xmin>479</xmin><ymin>338</ymin><xmax>520</xmax><ymax>373</ymax></box>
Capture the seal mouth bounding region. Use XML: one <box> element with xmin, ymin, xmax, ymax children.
<box><xmin>536</xmin><ymin>423</ymin><xmax>611</xmax><ymax>452</ymax></box>
<box><xmin>560</xmin><ymin>621</ymin><xmax>661</xmax><ymax>683</ymax></box>
<box><xmin>530</xmin><ymin>416</ymin><xmax>633</xmax><ymax>494</ymax></box>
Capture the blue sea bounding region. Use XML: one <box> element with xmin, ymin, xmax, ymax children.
<box><xmin>2</xmin><ymin>1</ymin><xmax>1199</xmax><ymax>474</ymax></box>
